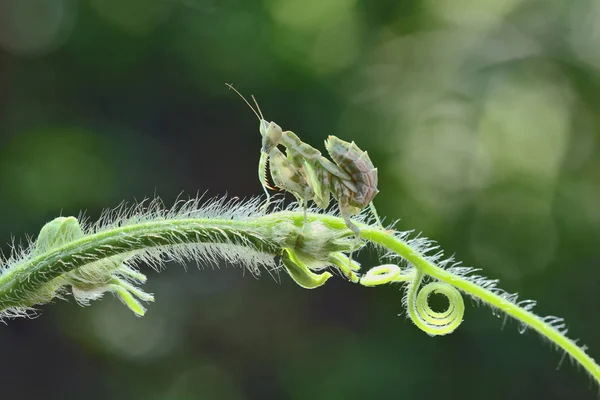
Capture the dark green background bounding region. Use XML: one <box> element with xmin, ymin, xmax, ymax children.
<box><xmin>0</xmin><ymin>0</ymin><xmax>598</xmax><ymax>399</ymax></box>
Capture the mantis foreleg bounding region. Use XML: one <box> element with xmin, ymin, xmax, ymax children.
<box><xmin>258</xmin><ymin>151</ymin><xmax>272</xmax><ymax>211</ymax></box>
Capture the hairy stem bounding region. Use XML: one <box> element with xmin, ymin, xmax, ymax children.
<box><xmin>0</xmin><ymin>218</ymin><xmax>278</xmax><ymax>310</ymax></box>
<box><xmin>0</xmin><ymin>207</ymin><xmax>597</xmax><ymax>385</ymax></box>
<box><xmin>359</xmin><ymin>226</ymin><xmax>600</xmax><ymax>384</ymax></box>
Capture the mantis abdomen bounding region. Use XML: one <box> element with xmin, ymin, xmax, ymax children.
<box><xmin>324</xmin><ymin>135</ymin><xmax>379</xmax><ymax>210</ymax></box>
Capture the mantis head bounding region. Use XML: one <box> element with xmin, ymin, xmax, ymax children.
<box><xmin>226</xmin><ymin>83</ymin><xmax>282</xmax><ymax>152</ymax></box>
<box><xmin>260</xmin><ymin>119</ymin><xmax>283</xmax><ymax>153</ymax></box>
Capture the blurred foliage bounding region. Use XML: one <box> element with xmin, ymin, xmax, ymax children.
<box><xmin>0</xmin><ymin>0</ymin><xmax>599</xmax><ymax>399</ymax></box>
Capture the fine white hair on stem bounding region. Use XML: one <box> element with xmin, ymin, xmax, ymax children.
<box><xmin>380</xmin><ymin>225</ymin><xmax>595</xmax><ymax>378</ymax></box>
<box><xmin>0</xmin><ymin>195</ymin><xmax>291</xmax><ymax>321</ymax></box>
<box><xmin>0</xmin><ymin>195</ymin><xmax>597</xmax><ymax>387</ymax></box>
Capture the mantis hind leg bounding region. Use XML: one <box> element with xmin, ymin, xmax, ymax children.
<box><xmin>338</xmin><ymin>201</ymin><xmax>362</xmax><ymax>271</ymax></box>
<box><xmin>299</xmin><ymin>186</ymin><xmax>313</xmax><ymax>234</ymax></box>
<box><xmin>368</xmin><ymin>202</ymin><xmax>384</xmax><ymax>228</ymax></box>
<box><xmin>341</xmin><ymin>210</ymin><xmax>361</xmax><ymax>244</ymax></box>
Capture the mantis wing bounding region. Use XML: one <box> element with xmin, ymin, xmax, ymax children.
<box><xmin>302</xmin><ymin>160</ymin><xmax>330</xmax><ymax>209</ymax></box>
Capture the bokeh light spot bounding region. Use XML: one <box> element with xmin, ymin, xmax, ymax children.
<box><xmin>426</xmin><ymin>0</ymin><xmax>522</xmax><ymax>27</ymax></box>
<box><xmin>266</xmin><ymin>0</ymin><xmax>356</xmax><ymax>32</ymax></box>
<box><xmin>90</xmin><ymin>298</ymin><xmax>179</xmax><ymax>361</ymax></box>
<box><xmin>568</xmin><ymin>0</ymin><xmax>600</xmax><ymax>71</ymax></box>
<box><xmin>311</xmin><ymin>16</ymin><xmax>360</xmax><ymax>75</ymax></box>
<box><xmin>90</xmin><ymin>0</ymin><xmax>173</xmax><ymax>35</ymax></box>
<box><xmin>0</xmin><ymin>126</ymin><xmax>118</xmax><ymax>215</ymax></box>
<box><xmin>0</xmin><ymin>0</ymin><xmax>76</xmax><ymax>56</ymax></box>
<box><xmin>477</xmin><ymin>67</ymin><xmax>572</xmax><ymax>186</ymax></box>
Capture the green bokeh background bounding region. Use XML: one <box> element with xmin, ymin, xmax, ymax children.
<box><xmin>1</xmin><ymin>0</ymin><xmax>599</xmax><ymax>399</ymax></box>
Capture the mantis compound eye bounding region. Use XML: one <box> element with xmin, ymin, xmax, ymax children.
<box><xmin>259</xmin><ymin>119</ymin><xmax>270</xmax><ymax>136</ymax></box>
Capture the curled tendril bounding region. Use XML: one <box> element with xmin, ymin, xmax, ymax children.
<box><xmin>360</xmin><ymin>264</ymin><xmax>402</xmax><ymax>286</ymax></box>
<box><xmin>357</xmin><ymin>264</ymin><xmax>464</xmax><ymax>336</ymax></box>
<box><xmin>358</xmin><ymin>264</ymin><xmax>414</xmax><ymax>286</ymax></box>
<box><xmin>406</xmin><ymin>270</ymin><xmax>464</xmax><ymax>336</ymax></box>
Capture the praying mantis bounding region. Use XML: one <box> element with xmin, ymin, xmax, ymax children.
<box><xmin>227</xmin><ymin>84</ymin><xmax>383</xmax><ymax>282</ymax></box>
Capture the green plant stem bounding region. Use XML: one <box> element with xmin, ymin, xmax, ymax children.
<box><xmin>359</xmin><ymin>226</ymin><xmax>600</xmax><ymax>384</ymax></box>
<box><xmin>0</xmin><ymin>218</ymin><xmax>279</xmax><ymax>309</ymax></box>
<box><xmin>0</xmin><ymin>210</ymin><xmax>597</xmax><ymax>384</ymax></box>
<box><xmin>282</xmin><ymin>212</ymin><xmax>600</xmax><ymax>384</ymax></box>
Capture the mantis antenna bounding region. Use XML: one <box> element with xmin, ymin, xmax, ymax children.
<box><xmin>225</xmin><ymin>83</ymin><xmax>263</xmax><ymax>122</ymax></box>
<box><xmin>251</xmin><ymin>95</ymin><xmax>265</xmax><ymax>121</ymax></box>
<box><xmin>226</xmin><ymin>83</ymin><xmax>277</xmax><ymax>194</ymax></box>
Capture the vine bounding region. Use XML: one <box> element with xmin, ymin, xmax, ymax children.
<box><xmin>0</xmin><ymin>196</ymin><xmax>598</xmax><ymax>386</ymax></box>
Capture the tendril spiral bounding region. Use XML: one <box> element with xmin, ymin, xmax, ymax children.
<box><xmin>406</xmin><ymin>270</ymin><xmax>464</xmax><ymax>336</ymax></box>
<box><xmin>357</xmin><ymin>264</ymin><xmax>465</xmax><ymax>336</ymax></box>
